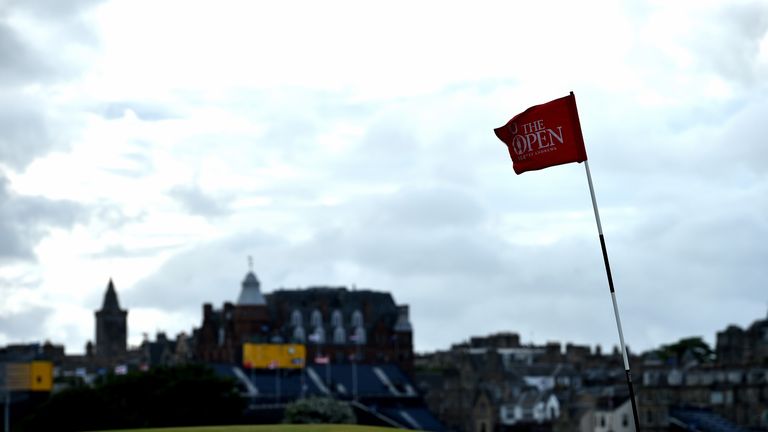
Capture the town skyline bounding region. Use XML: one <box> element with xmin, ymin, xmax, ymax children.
<box><xmin>6</xmin><ymin>273</ymin><xmax>767</xmax><ymax>359</ymax></box>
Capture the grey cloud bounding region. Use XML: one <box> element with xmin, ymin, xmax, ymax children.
<box><xmin>566</xmin><ymin>178</ymin><xmax>768</xmax><ymax>350</ymax></box>
<box><xmin>6</xmin><ymin>0</ymin><xmax>104</xmax><ymax>18</ymax></box>
<box><xmin>104</xmin><ymin>151</ymin><xmax>155</xmax><ymax>178</ymax></box>
<box><xmin>692</xmin><ymin>2</ymin><xmax>768</xmax><ymax>85</ymax></box>
<box><xmin>91</xmin><ymin>201</ymin><xmax>146</xmax><ymax>229</ymax></box>
<box><xmin>718</xmin><ymin>95</ymin><xmax>768</xmax><ymax>172</ymax></box>
<box><xmin>0</xmin><ymin>305</ymin><xmax>53</xmax><ymax>343</ymax></box>
<box><xmin>323</xmin><ymin>122</ymin><xmax>423</xmax><ymax>187</ymax></box>
<box><xmin>0</xmin><ymin>92</ymin><xmax>53</xmax><ymax>170</ymax></box>
<box><xmin>0</xmin><ymin>23</ymin><xmax>53</xmax><ymax>84</ymax></box>
<box><xmin>126</xmin><ymin>230</ymin><xmax>285</xmax><ymax>312</ymax></box>
<box><xmin>260</xmin><ymin>117</ymin><xmax>321</xmax><ymax>163</ymax></box>
<box><xmin>0</xmin><ymin>175</ymin><xmax>85</xmax><ymax>261</ymax></box>
<box><xmin>365</xmin><ymin>186</ymin><xmax>486</xmax><ymax>230</ymax></box>
<box><xmin>1</xmin><ymin>0</ymin><xmax>102</xmax><ymax>84</ymax></box>
<box><xmin>126</xmin><ymin>187</ymin><xmax>506</xmax><ymax>342</ymax></box>
<box><xmin>128</xmin><ymin>181</ymin><xmax>502</xmax><ymax>311</ymax></box>
<box><xmin>101</xmin><ymin>102</ymin><xmax>178</xmax><ymax>122</ymax></box>
<box><xmin>0</xmin><ymin>273</ymin><xmax>42</xmax><ymax>292</ymax></box>
<box><xmin>288</xmin><ymin>186</ymin><xmax>501</xmax><ymax>277</ymax></box>
<box><xmin>89</xmin><ymin>243</ymin><xmax>183</xmax><ymax>259</ymax></box>
<box><xmin>0</xmin><ymin>1</ymin><xmax>103</xmax><ymax>171</ymax></box>
<box><xmin>620</xmin><ymin>186</ymin><xmax>768</xmax><ymax>299</ymax></box>
<box><xmin>99</xmin><ymin>140</ymin><xmax>155</xmax><ymax>178</ymax></box>
<box><xmin>304</xmin><ymin>225</ymin><xmax>505</xmax><ymax>279</ymax></box>
<box><xmin>169</xmin><ymin>183</ymin><xmax>233</xmax><ymax>218</ymax></box>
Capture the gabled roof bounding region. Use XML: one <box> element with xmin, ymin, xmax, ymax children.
<box><xmin>517</xmin><ymin>388</ymin><xmax>541</xmax><ymax>409</ymax></box>
<box><xmin>510</xmin><ymin>387</ymin><xmax>556</xmax><ymax>409</ymax></box>
<box><xmin>595</xmin><ymin>395</ymin><xmax>630</xmax><ymax>411</ymax></box>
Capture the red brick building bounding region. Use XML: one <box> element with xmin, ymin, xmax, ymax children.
<box><xmin>194</xmin><ymin>268</ymin><xmax>414</xmax><ymax>371</ymax></box>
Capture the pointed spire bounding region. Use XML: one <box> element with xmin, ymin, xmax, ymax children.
<box><xmin>101</xmin><ymin>278</ymin><xmax>122</xmax><ymax>311</ymax></box>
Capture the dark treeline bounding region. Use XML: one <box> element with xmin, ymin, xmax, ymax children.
<box><xmin>17</xmin><ymin>364</ymin><xmax>244</xmax><ymax>432</ymax></box>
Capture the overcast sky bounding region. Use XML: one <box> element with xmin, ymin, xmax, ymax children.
<box><xmin>1</xmin><ymin>0</ymin><xmax>767</xmax><ymax>356</ymax></box>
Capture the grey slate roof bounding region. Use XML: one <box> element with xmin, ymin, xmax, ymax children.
<box><xmin>264</xmin><ymin>286</ymin><xmax>400</xmax><ymax>333</ymax></box>
<box><xmin>238</xmin><ymin>271</ymin><xmax>266</xmax><ymax>305</ymax></box>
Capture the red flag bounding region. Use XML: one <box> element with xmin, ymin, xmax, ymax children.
<box><xmin>494</xmin><ymin>93</ymin><xmax>587</xmax><ymax>174</ymax></box>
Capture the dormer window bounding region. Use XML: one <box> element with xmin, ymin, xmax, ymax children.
<box><xmin>293</xmin><ymin>326</ymin><xmax>306</xmax><ymax>343</ymax></box>
<box><xmin>352</xmin><ymin>326</ymin><xmax>366</xmax><ymax>345</ymax></box>
<box><xmin>333</xmin><ymin>326</ymin><xmax>346</xmax><ymax>344</ymax></box>
<box><xmin>331</xmin><ymin>309</ymin><xmax>342</xmax><ymax>328</ymax></box>
<box><xmin>291</xmin><ymin>309</ymin><xmax>303</xmax><ymax>327</ymax></box>
<box><xmin>311</xmin><ymin>309</ymin><xmax>323</xmax><ymax>328</ymax></box>
<box><xmin>309</xmin><ymin>327</ymin><xmax>325</xmax><ymax>344</ymax></box>
<box><xmin>351</xmin><ymin>310</ymin><xmax>363</xmax><ymax>328</ymax></box>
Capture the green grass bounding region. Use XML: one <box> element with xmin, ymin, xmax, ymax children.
<box><xmin>98</xmin><ymin>425</ymin><xmax>400</xmax><ymax>432</ymax></box>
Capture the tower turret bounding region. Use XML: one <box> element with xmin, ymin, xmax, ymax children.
<box><xmin>95</xmin><ymin>278</ymin><xmax>128</xmax><ymax>359</ymax></box>
<box><xmin>237</xmin><ymin>256</ymin><xmax>266</xmax><ymax>306</ymax></box>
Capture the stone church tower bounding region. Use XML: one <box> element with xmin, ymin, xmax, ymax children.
<box><xmin>95</xmin><ymin>278</ymin><xmax>127</xmax><ymax>359</ymax></box>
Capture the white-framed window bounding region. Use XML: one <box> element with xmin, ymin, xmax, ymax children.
<box><xmin>311</xmin><ymin>309</ymin><xmax>323</xmax><ymax>328</ymax></box>
<box><xmin>351</xmin><ymin>309</ymin><xmax>363</xmax><ymax>327</ymax></box>
<box><xmin>293</xmin><ymin>326</ymin><xmax>306</xmax><ymax>342</ymax></box>
<box><xmin>218</xmin><ymin>327</ymin><xmax>225</xmax><ymax>347</ymax></box>
<box><xmin>331</xmin><ymin>309</ymin><xmax>343</xmax><ymax>328</ymax></box>
<box><xmin>334</xmin><ymin>326</ymin><xmax>346</xmax><ymax>344</ymax></box>
<box><xmin>291</xmin><ymin>309</ymin><xmax>303</xmax><ymax>327</ymax></box>
<box><xmin>352</xmin><ymin>326</ymin><xmax>366</xmax><ymax>344</ymax></box>
<box><xmin>310</xmin><ymin>327</ymin><xmax>325</xmax><ymax>344</ymax></box>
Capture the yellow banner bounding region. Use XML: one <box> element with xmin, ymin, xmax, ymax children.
<box><xmin>2</xmin><ymin>361</ymin><xmax>53</xmax><ymax>391</ymax></box>
<box><xmin>30</xmin><ymin>361</ymin><xmax>53</xmax><ymax>391</ymax></box>
<box><xmin>242</xmin><ymin>344</ymin><xmax>305</xmax><ymax>369</ymax></box>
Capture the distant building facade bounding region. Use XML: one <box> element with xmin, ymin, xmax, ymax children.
<box><xmin>414</xmin><ymin>333</ymin><xmax>619</xmax><ymax>432</ymax></box>
<box><xmin>637</xmin><ymin>311</ymin><xmax>768</xmax><ymax>431</ymax></box>
<box><xmin>715</xmin><ymin>313</ymin><xmax>768</xmax><ymax>366</ymax></box>
<box><xmin>194</xmin><ymin>268</ymin><xmax>414</xmax><ymax>371</ymax></box>
<box><xmin>590</xmin><ymin>396</ymin><xmax>633</xmax><ymax>432</ymax></box>
<box><xmin>55</xmin><ymin>271</ymin><xmax>411</xmax><ymax>373</ymax></box>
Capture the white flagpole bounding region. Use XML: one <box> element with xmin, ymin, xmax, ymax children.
<box><xmin>584</xmin><ymin>160</ymin><xmax>640</xmax><ymax>432</ymax></box>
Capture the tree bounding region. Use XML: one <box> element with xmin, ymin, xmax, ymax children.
<box><xmin>17</xmin><ymin>364</ymin><xmax>245</xmax><ymax>431</ymax></box>
<box><xmin>283</xmin><ymin>397</ymin><xmax>356</xmax><ymax>424</ymax></box>
<box><xmin>654</xmin><ymin>337</ymin><xmax>714</xmax><ymax>365</ymax></box>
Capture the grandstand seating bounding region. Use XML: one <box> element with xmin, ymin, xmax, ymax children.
<box><xmin>211</xmin><ymin>362</ymin><xmax>445</xmax><ymax>430</ymax></box>
<box><xmin>670</xmin><ymin>407</ymin><xmax>748</xmax><ymax>432</ymax></box>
